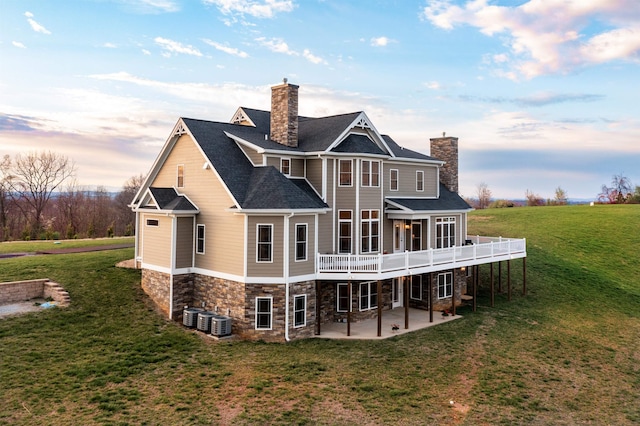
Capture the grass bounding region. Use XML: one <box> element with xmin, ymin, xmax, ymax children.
<box><xmin>0</xmin><ymin>237</ymin><xmax>134</xmax><ymax>255</ymax></box>
<box><xmin>0</xmin><ymin>205</ymin><xmax>639</xmax><ymax>425</ymax></box>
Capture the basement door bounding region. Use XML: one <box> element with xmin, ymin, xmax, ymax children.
<box><xmin>392</xmin><ymin>278</ymin><xmax>403</xmax><ymax>308</ymax></box>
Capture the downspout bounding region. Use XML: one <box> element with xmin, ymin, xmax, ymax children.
<box><xmin>169</xmin><ymin>215</ymin><xmax>177</xmax><ymax>320</ymax></box>
<box><xmin>284</xmin><ymin>212</ymin><xmax>294</xmax><ymax>342</ymax></box>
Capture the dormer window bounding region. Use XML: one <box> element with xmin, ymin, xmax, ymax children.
<box><xmin>177</xmin><ymin>164</ymin><xmax>184</xmax><ymax>188</ymax></box>
<box><xmin>281</xmin><ymin>158</ymin><xmax>291</xmax><ymax>176</ymax></box>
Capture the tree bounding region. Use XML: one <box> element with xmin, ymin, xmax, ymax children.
<box><xmin>598</xmin><ymin>173</ymin><xmax>633</xmax><ymax>204</ymax></box>
<box><xmin>114</xmin><ymin>174</ymin><xmax>145</xmax><ymax>236</ymax></box>
<box><xmin>5</xmin><ymin>151</ymin><xmax>76</xmax><ymax>239</ymax></box>
<box><xmin>476</xmin><ymin>182</ymin><xmax>492</xmax><ymax>209</ymax></box>
<box><xmin>554</xmin><ymin>186</ymin><xmax>568</xmax><ymax>205</ymax></box>
<box><xmin>525</xmin><ymin>189</ymin><xmax>544</xmax><ymax>206</ymax></box>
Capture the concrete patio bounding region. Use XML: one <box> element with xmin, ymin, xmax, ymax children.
<box><xmin>314</xmin><ymin>307</ymin><xmax>462</xmax><ymax>340</ymax></box>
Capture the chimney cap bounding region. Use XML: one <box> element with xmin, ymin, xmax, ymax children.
<box><xmin>283</xmin><ymin>77</ymin><xmax>288</xmax><ymax>84</ymax></box>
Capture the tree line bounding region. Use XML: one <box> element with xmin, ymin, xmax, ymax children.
<box><xmin>470</xmin><ymin>174</ymin><xmax>640</xmax><ymax>209</ymax></box>
<box><xmin>0</xmin><ymin>151</ymin><xmax>144</xmax><ymax>241</ymax></box>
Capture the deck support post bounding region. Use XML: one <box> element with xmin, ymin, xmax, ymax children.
<box><xmin>507</xmin><ymin>260</ymin><xmax>512</xmax><ymax>301</ymax></box>
<box><xmin>347</xmin><ymin>281</ymin><xmax>352</xmax><ymax>336</ymax></box>
<box><xmin>377</xmin><ymin>280</ymin><xmax>382</xmax><ymax>337</ymax></box>
<box><xmin>451</xmin><ymin>273</ymin><xmax>456</xmax><ymax>316</ymax></box>
<box><xmin>522</xmin><ymin>257</ymin><xmax>527</xmax><ymax>296</ymax></box>
<box><xmin>498</xmin><ymin>261</ymin><xmax>502</xmax><ymax>293</ymax></box>
<box><xmin>472</xmin><ymin>266</ymin><xmax>477</xmax><ymax>312</ymax></box>
<box><xmin>490</xmin><ymin>262</ymin><xmax>495</xmax><ymax>307</ymax></box>
<box><xmin>429</xmin><ymin>273</ymin><xmax>434</xmax><ymax>323</ymax></box>
<box><xmin>404</xmin><ymin>276</ymin><xmax>409</xmax><ymax>329</ymax></box>
<box><xmin>315</xmin><ymin>280</ymin><xmax>321</xmax><ymax>335</ymax></box>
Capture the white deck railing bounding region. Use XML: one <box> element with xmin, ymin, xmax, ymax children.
<box><xmin>317</xmin><ymin>236</ymin><xmax>526</xmax><ymax>279</ymax></box>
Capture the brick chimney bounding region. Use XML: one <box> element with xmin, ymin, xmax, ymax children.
<box><xmin>430</xmin><ymin>135</ymin><xmax>459</xmax><ymax>193</ymax></box>
<box><xmin>270</xmin><ymin>79</ymin><xmax>299</xmax><ymax>148</ymax></box>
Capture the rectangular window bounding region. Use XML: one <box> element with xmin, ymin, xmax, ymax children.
<box><xmin>281</xmin><ymin>158</ymin><xmax>290</xmax><ymax>176</ymax></box>
<box><xmin>416</xmin><ymin>170</ymin><xmax>424</xmax><ymax>192</ymax></box>
<box><xmin>436</xmin><ymin>217</ymin><xmax>456</xmax><ymax>249</ymax></box>
<box><xmin>196</xmin><ymin>224</ymin><xmax>205</xmax><ymax>254</ymax></box>
<box><xmin>359</xmin><ymin>281</ymin><xmax>378</xmax><ymax>311</ymax></box>
<box><xmin>294</xmin><ymin>294</ymin><xmax>306</xmax><ymax>327</ymax></box>
<box><xmin>257</xmin><ymin>224</ymin><xmax>273</xmax><ymax>262</ymax></box>
<box><xmin>438</xmin><ymin>272</ymin><xmax>453</xmax><ymax>299</ymax></box>
<box><xmin>337</xmin><ymin>283</ymin><xmax>350</xmax><ymax>312</ymax></box>
<box><xmin>410</xmin><ymin>275</ymin><xmax>423</xmax><ymax>300</ymax></box>
<box><xmin>390</xmin><ymin>169</ymin><xmax>398</xmax><ymax>191</ymax></box>
<box><xmin>361</xmin><ymin>160</ymin><xmax>380</xmax><ymax>187</ymax></box>
<box><xmin>295</xmin><ymin>224</ymin><xmax>307</xmax><ymax>261</ymax></box>
<box><xmin>177</xmin><ymin>164</ymin><xmax>184</xmax><ymax>188</ymax></box>
<box><xmin>146</xmin><ymin>219</ymin><xmax>159</xmax><ymax>227</ymax></box>
<box><xmin>255</xmin><ymin>297</ymin><xmax>272</xmax><ymax>329</ymax></box>
<box><xmin>411</xmin><ymin>222</ymin><xmax>421</xmax><ymax>251</ymax></box>
<box><xmin>338</xmin><ymin>210</ymin><xmax>352</xmax><ymax>254</ymax></box>
<box><xmin>339</xmin><ymin>160</ymin><xmax>352</xmax><ymax>186</ymax></box>
<box><xmin>361</xmin><ymin>210</ymin><xmax>380</xmax><ymax>253</ymax></box>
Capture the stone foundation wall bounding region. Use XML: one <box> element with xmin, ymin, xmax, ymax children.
<box><xmin>193</xmin><ymin>275</ymin><xmax>247</xmax><ymax>337</ymax></box>
<box><xmin>141</xmin><ymin>269</ymin><xmax>171</xmax><ymax>317</ymax></box>
<box><xmin>429</xmin><ymin>269</ymin><xmax>466</xmax><ymax>311</ymax></box>
<box><xmin>172</xmin><ymin>273</ymin><xmax>194</xmax><ymax>320</ymax></box>
<box><xmin>0</xmin><ymin>279</ymin><xmax>70</xmax><ymax>306</ymax></box>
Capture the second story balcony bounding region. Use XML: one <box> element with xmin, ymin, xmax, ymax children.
<box><xmin>316</xmin><ymin>236</ymin><xmax>526</xmax><ymax>281</ymax></box>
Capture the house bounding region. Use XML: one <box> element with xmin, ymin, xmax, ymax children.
<box><xmin>130</xmin><ymin>80</ymin><xmax>526</xmax><ymax>341</ymax></box>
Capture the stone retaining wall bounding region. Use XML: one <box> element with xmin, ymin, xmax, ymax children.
<box><xmin>0</xmin><ymin>279</ymin><xmax>70</xmax><ymax>306</ymax></box>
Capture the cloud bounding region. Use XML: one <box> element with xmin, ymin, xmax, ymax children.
<box><xmin>459</xmin><ymin>92</ymin><xmax>605</xmax><ymax>107</ymax></box>
<box><xmin>202</xmin><ymin>39</ymin><xmax>249</xmax><ymax>58</ymax></box>
<box><xmin>204</xmin><ymin>0</ymin><xmax>295</xmax><ymax>18</ymax></box>
<box><xmin>12</xmin><ymin>41</ymin><xmax>26</xmax><ymax>49</ymax></box>
<box><xmin>103</xmin><ymin>42</ymin><xmax>118</xmax><ymax>48</ymax></box>
<box><xmin>421</xmin><ymin>0</ymin><xmax>640</xmax><ymax>79</ymax></box>
<box><xmin>370</xmin><ymin>36</ymin><xmax>393</xmax><ymax>47</ymax></box>
<box><xmin>255</xmin><ymin>37</ymin><xmax>297</xmax><ymax>55</ymax></box>
<box><xmin>154</xmin><ymin>37</ymin><xmax>203</xmax><ymax>56</ymax></box>
<box><xmin>0</xmin><ymin>113</ymin><xmax>40</xmax><ymax>131</ymax></box>
<box><xmin>302</xmin><ymin>49</ymin><xmax>326</xmax><ymax>65</ymax></box>
<box><xmin>424</xmin><ymin>81</ymin><xmax>441</xmax><ymax>90</ymax></box>
<box><xmin>24</xmin><ymin>11</ymin><xmax>51</xmax><ymax>34</ymax></box>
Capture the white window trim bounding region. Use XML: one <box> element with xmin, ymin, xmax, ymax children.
<box><xmin>295</xmin><ymin>223</ymin><xmax>307</xmax><ymax>262</ymax></box>
<box><xmin>281</xmin><ymin>157</ymin><xmax>291</xmax><ymax>176</ymax></box>
<box><xmin>361</xmin><ymin>160</ymin><xmax>380</xmax><ymax>187</ymax></box>
<box><xmin>293</xmin><ymin>294</ymin><xmax>306</xmax><ymax>328</ymax></box>
<box><xmin>256</xmin><ymin>223</ymin><xmax>273</xmax><ymax>263</ymax></box>
<box><xmin>177</xmin><ymin>164</ymin><xmax>184</xmax><ymax>188</ymax></box>
<box><xmin>338</xmin><ymin>210</ymin><xmax>352</xmax><ymax>254</ymax></box>
<box><xmin>360</xmin><ymin>209</ymin><xmax>380</xmax><ymax>254</ymax></box>
<box><xmin>255</xmin><ymin>297</ymin><xmax>273</xmax><ymax>330</ymax></box>
<box><xmin>437</xmin><ymin>272</ymin><xmax>453</xmax><ymax>299</ymax></box>
<box><xmin>337</xmin><ymin>283</ymin><xmax>350</xmax><ymax>312</ymax></box>
<box><xmin>196</xmin><ymin>224</ymin><xmax>205</xmax><ymax>255</ymax></box>
<box><xmin>338</xmin><ymin>159</ymin><xmax>353</xmax><ymax>187</ymax></box>
<box><xmin>410</xmin><ymin>275</ymin><xmax>423</xmax><ymax>300</ymax></box>
<box><xmin>416</xmin><ymin>170</ymin><xmax>424</xmax><ymax>192</ymax></box>
<box><xmin>390</xmin><ymin>169</ymin><xmax>399</xmax><ymax>191</ymax></box>
<box><xmin>359</xmin><ymin>281</ymin><xmax>378</xmax><ymax>311</ymax></box>
<box><xmin>436</xmin><ymin>217</ymin><xmax>456</xmax><ymax>249</ymax></box>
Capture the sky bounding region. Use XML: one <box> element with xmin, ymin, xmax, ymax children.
<box><xmin>1</xmin><ymin>0</ymin><xmax>639</xmax><ymax>200</ymax></box>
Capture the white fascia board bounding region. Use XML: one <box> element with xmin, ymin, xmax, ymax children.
<box><xmin>386</xmin><ymin>209</ymin><xmax>473</xmax><ymax>219</ymax></box>
<box><xmin>225</xmin><ymin>131</ymin><xmax>266</xmax><ymax>153</ymax></box>
<box><xmin>131</xmin><ymin>119</ymin><xmax>186</xmax><ymax>207</ymax></box>
<box><xmin>385</xmin><ymin>157</ymin><xmax>445</xmax><ymax>166</ymax></box>
<box><xmin>325</xmin><ymin>111</ymin><xmax>392</xmax><ymax>154</ymax></box>
<box><xmin>231</xmin><ymin>208</ymin><xmax>330</xmax><ymax>215</ymax></box>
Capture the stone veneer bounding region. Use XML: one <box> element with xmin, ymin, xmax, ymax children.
<box><xmin>430</xmin><ymin>136</ymin><xmax>459</xmax><ymax>194</ymax></box>
<box><xmin>270</xmin><ymin>81</ymin><xmax>299</xmax><ymax>148</ymax></box>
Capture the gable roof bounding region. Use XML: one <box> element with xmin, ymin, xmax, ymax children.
<box><xmin>331</xmin><ymin>134</ymin><xmax>387</xmax><ymax>155</ymax></box>
<box><xmin>140</xmin><ymin>187</ymin><xmax>198</xmax><ymax>213</ymax></box>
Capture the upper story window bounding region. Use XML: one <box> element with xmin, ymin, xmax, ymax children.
<box><xmin>177</xmin><ymin>164</ymin><xmax>184</xmax><ymax>188</ymax></box>
<box><xmin>281</xmin><ymin>158</ymin><xmax>290</xmax><ymax>176</ymax></box>
<box><xmin>416</xmin><ymin>170</ymin><xmax>424</xmax><ymax>192</ymax></box>
<box><xmin>436</xmin><ymin>217</ymin><xmax>456</xmax><ymax>249</ymax></box>
<box><xmin>390</xmin><ymin>169</ymin><xmax>399</xmax><ymax>191</ymax></box>
<box><xmin>257</xmin><ymin>224</ymin><xmax>273</xmax><ymax>262</ymax></box>
<box><xmin>339</xmin><ymin>159</ymin><xmax>352</xmax><ymax>186</ymax></box>
<box><xmin>361</xmin><ymin>210</ymin><xmax>379</xmax><ymax>253</ymax></box>
<box><xmin>338</xmin><ymin>210</ymin><xmax>352</xmax><ymax>254</ymax></box>
<box><xmin>196</xmin><ymin>224</ymin><xmax>205</xmax><ymax>254</ymax></box>
<box><xmin>295</xmin><ymin>224</ymin><xmax>307</xmax><ymax>261</ymax></box>
<box><xmin>361</xmin><ymin>160</ymin><xmax>380</xmax><ymax>187</ymax></box>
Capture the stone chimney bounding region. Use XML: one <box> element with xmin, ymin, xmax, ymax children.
<box><xmin>430</xmin><ymin>135</ymin><xmax>459</xmax><ymax>193</ymax></box>
<box><xmin>270</xmin><ymin>79</ymin><xmax>299</xmax><ymax>148</ymax></box>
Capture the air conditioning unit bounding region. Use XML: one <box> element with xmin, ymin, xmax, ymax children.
<box><xmin>183</xmin><ymin>307</ymin><xmax>203</xmax><ymax>328</ymax></box>
<box><xmin>211</xmin><ymin>315</ymin><xmax>232</xmax><ymax>337</ymax></box>
<box><xmin>196</xmin><ymin>311</ymin><xmax>215</xmax><ymax>333</ymax></box>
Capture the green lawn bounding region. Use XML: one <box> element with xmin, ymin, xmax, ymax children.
<box><xmin>0</xmin><ymin>237</ymin><xmax>135</xmax><ymax>255</ymax></box>
<box><xmin>0</xmin><ymin>205</ymin><xmax>638</xmax><ymax>425</ymax></box>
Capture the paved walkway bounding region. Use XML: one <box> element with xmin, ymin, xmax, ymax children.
<box><xmin>0</xmin><ymin>300</ymin><xmax>47</xmax><ymax>319</ymax></box>
<box><xmin>315</xmin><ymin>307</ymin><xmax>461</xmax><ymax>340</ymax></box>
